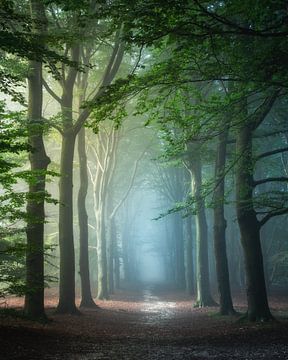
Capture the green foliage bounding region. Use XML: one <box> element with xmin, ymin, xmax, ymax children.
<box><xmin>0</xmin><ymin>101</ymin><xmax>59</xmax><ymax>296</ymax></box>
<box><xmin>0</xmin><ymin>238</ymin><xmax>26</xmax><ymax>297</ymax></box>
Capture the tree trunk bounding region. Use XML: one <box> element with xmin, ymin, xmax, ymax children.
<box><xmin>96</xmin><ymin>206</ymin><xmax>109</xmax><ymax>299</ymax></box>
<box><xmin>114</xmin><ymin>244</ymin><xmax>120</xmax><ymax>289</ymax></box>
<box><xmin>213</xmin><ymin>126</ymin><xmax>235</xmax><ymax>315</ymax></box>
<box><xmin>77</xmin><ymin>127</ymin><xmax>97</xmax><ymax>308</ymax></box>
<box><xmin>24</xmin><ymin>0</ymin><xmax>50</xmax><ymax>320</ymax></box>
<box><xmin>108</xmin><ymin>217</ymin><xmax>116</xmax><ymax>294</ymax></box>
<box><xmin>56</xmin><ymin>130</ymin><xmax>80</xmax><ymax>314</ymax></box>
<box><xmin>56</xmin><ymin>45</ymin><xmax>80</xmax><ymax>314</ymax></box>
<box><xmin>174</xmin><ymin>213</ymin><xmax>185</xmax><ymax>289</ymax></box>
<box><xmin>236</xmin><ymin>122</ymin><xmax>273</xmax><ymax>321</ymax></box>
<box><xmin>187</xmin><ymin>155</ymin><xmax>216</xmax><ymax>307</ymax></box>
<box><xmin>184</xmin><ymin>216</ymin><xmax>194</xmax><ymax>295</ymax></box>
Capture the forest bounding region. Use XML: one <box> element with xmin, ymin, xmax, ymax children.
<box><xmin>0</xmin><ymin>0</ymin><xmax>288</xmax><ymax>359</ymax></box>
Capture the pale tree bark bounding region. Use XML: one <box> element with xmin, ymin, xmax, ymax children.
<box><xmin>184</xmin><ymin>215</ymin><xmax>194</xmax><ymax>295</ymax></box>
<box><xmin>88</xmin><ymin>126</ymin><xmax>119</xmax><ymax>299</ymax></box>
<box><xmin>78</xmin><ymin>127</ymin><xmax>97</xmax><ymax>307</ymax></box>
<box><xmin>174</xmin><ymin>213</ymin><xmax>185</xmax><ymax>288</ymax></box>
<box><xmin>185</xmin><ymin>143</ymin><xmax>216</xmax><ymax>307</ymax></box>
<box><xmin>76</xmin><ymin>47</ymin><xmax>98</xmax><ymax>308</ymax></box>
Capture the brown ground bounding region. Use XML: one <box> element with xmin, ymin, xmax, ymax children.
<box><xmin>0</xmin><ymin>286</ymin><xmax>288</xmax><ymax>359</ymax></box>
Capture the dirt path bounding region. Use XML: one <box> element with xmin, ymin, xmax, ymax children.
<box><xmin>1</xmin><ymin>286</ymin><xmax>288</xmax><ymax>359</ymax></box>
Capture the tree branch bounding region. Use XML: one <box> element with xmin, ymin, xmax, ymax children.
<box><xmin>259</xmin><ymin>208</ymin><xmax>288</xmax><ymax>227</ymax></box>
<box><xmin>73</xmin><ymin>30</ymin><xmax>125</xmax><ymax>135</ymax></box>
<box><xmin>253</xmin><ymin>177</ymin><xmax>288</xmax><ymax>187</ymax></box>
<box><xmin>42</xmin><ymin>117</ymin><xmax>63</xmax><ymax>135</ymax></box>
<box><xmin>251</xmin><ymin>90</ymin><xmax>280</xmax><ymax>130</ymax></box>
<box><xmin>42</xmin><ymin>77</ymin><xmax>62</xmax><ymax>104</ymax></box>
<box><xmin>109</xmin><ymin>144</ymin><xmax>149</xmax><ymax>220</ymax></box>
<box><xmin>256</xmin><ymin>147</ymin><xmax>288</xmax><ymax>161</ymax></box>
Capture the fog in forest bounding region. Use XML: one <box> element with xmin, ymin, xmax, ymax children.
<box><xmin>1</xmin><ymin>4</ymin><xmax>288</xmax><ymax>359</ymax></box>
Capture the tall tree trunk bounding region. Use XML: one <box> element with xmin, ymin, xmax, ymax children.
<box><xmin>184</xmin><ymin>216</ymin><xmax>194</xmax><ymax>295</ymax></box>
<box><xmin>56</xmin><ymin>130</ymin><xmax>80</xmax><ymax>314</ymax></box>
<box><xmin>51</xmin><ymin>31</ymin><xmax>124</xmax><ymax>313</ymax></box>
<box><xmin>114</xmin><ymin>242</ymin><xmax>120</xmax><ymax>289</ymax></box>
<box><xmin>187</xmin><ymin>153</ymin><xmax>216</xmax><ymax>307</ymax></box>
<box><xmin>78</xmin><ymin>127</ymin><xmax>97</xmax><ymax>308</ymax></box>
<box><xmin>107</xmin><ymin>217</ymin><xmax>116</xmax><ymax>294</ymax></box>
<box><xmin>236</xmin><ymin>123</ymin><xmax>272</xmax><ymax>321</ymax></box>
<box><xmin>24</xmin><ymin>0</ymin><xmax>50</xmax><ymax>319</ymax></box>
<box><xmin>97</xmin><ymin>205</ymin><xmax>109</xmax><ymax>299</ymax></box>
<box><xmin>56</xmin><ymin>44</ymin><xmax>80</xmax><ymax>314</ymax></box>
<box><xmin>174</xmin><ymin>214</ymin><xmax>185</xmax><ymax>288</ymax></box>
<box><xmin>122</xmin><ymin>223</ymin><xmax>132</xmax><ymax>283</ymax></box>
<box><xmin>213</xmin><ymin>125</ymin><xmax>235</xmax><ymax>315</ymax></box>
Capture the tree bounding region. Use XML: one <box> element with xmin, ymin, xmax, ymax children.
<box><xmin>24</xmin><ymin>0</ymin><xmax>51</xmax><ymax>319</ymax></box>
<box><xmin>41</xmin><ymin>4</ymin><xmax>125</xmax><ymax>312</ymax></box>
<box><xmin>102</xmin><ymin>0</ymin><xmax>288</xmax><ymax>320</ymax></box>
<box><xmin>0</xmin><ymin>105</ymin><xmax>29</xmax><ymax>299</ymax></box>
<box><xmin>184</xmin><ymin>142</ymin><xmax>216</xmax><ymax>307</ymax></box>
<box><xmin>235</xmin><ymin>91</ymin><xmax>280</xmax><ymax>321</ymax></box>
<box><xmin>213</xmin><ymin>108</ymin><xmax>235</xmax><ymax>315</ymax></box>
<box><xmin>76</xmin><ymin>47</ymin><xmax>97</xmax><ymax>308</ymax></box>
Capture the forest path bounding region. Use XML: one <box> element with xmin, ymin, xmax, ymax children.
<box><xmin>140</xmin><ymin>285</ymin><xmax>178</xmax><ymax>322</ymax></box>
<box><xmin>1</xmin><ymin>287</ymin><xmax>288</xmax><ymax>359</ymax></box>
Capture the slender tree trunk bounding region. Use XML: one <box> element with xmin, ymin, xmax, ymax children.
<box><xmin>24</xmin><ymin>0</ymin><xmax>50</xmax><ymax>319</ymax></box>
<box><xmin>184</xmin><ymin>216</ymin><xmax>194</xmax><ymax>295</ymax></box>
<box><xmin>174</xmin><ymin>214</ymin><xmax>185</xmax><ymax>288</ymax></box>
<box><xmin>97</xmin><ymin>205</ymin><xmax>109</xmax><ymax>299</ymax></box>
<box><xmin>56</xmin><ymin>45</ymin><xmax>80</xmax><ymax>314</ymax></box>
<box><xmin>187</xmin><ymin>155</ymin><xmax>216</xmax><ymax>307</ymax></box>
<box><xmin>236</xmin><ymin>123</ymin><xmax>272</xmax><ymax>321</ymax></box>
<box><xmin>213</xmin><ymin>124</ymin><xmax>235</xmax><ymax>315</ymax></box>
<box><xmin>107</xmin><ymin>217</ymin><xmax>116</xmax><ymax>294</ymax></box>
<box><xmin>165</xmin><ymin>217</ymin><xmax>175</xmax><ymax>283</ymax></box>
<box><xmin>114</xmin><ymin>244</ymin><xmax>120</xmax><ymax>289</ymax></box>
<box><xmin>54</xmin><ymin>31</ymin><xmax>124</xmax><ymax>313</ymax></box>
<box><xmin>56</xmin><ymin>130</ymin><xmax>80</xmax><ymax>314</ymax></box>
<box><xmin>78</xmin><ymin>127</ymin><xmax>97</xmax><ymax>308</ymax></box>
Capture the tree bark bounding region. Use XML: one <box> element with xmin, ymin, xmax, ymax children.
<box><xmin>236</xmin><ymin>122</ymin><xmax>273</xmax><ymax>321</ymax></box>
<box><xmin>114</xmin><ymin>243</ymin><xmax>120</xmax><ymax>289</ymax></box>
<box><xmin>184</xmin><ymin>216</ymin><xmax>194</xmax><ymax>295</ymax></box>
<box><xmin>96</xmin><ymin>205</ymin><xmax>109</xmax><ymax>299</ymax></box>
<box><xmin>47</xmin><ymin>29</ymin><xmax>124</xmax><ymax>313</ymax></box>
<box><xmin>78</xmin><ymin>127</ymin><xmax>97</xmax><ymax>308</ymax></box>
<box><xmin>24</xmin><ymin>0</ymin><xmax>50</xmax><ymax>320</ymax></box>
<box><xmin>56</xmin><ymin>130</ymin><xmax>80</xmax><ymax>314</ymax></box>
<box><xmin>107</xmin><ymin>217</ymin><xmax>116</xmax><ymax>294</ymax></box>
<box><xmin>56</xmin><ymin>44</ymin><xmax>80</xmax><ymax>314</ymax></box>
<box><xmin>174</xmin><ymin>213</ymin><xmax>186</xmax><ymax>288</ymax></box>
<box><xmin>186</xmin><ymin>149</ymin><xmax>216</xmax><ymax>307</ymax></box>
<box><xmin>213</xmin><ymin>126</ymin><xmax>236</xmax><ymax>315</ymax></box>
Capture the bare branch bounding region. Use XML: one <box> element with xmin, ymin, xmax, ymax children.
<box><xmin>253</xmin><ymin>177</ymin><xmax>288</xmax><ymax>187</ymax></box>
<box><xmin>110</xmin><ymin>144</ymin><xmax>149</xmax><ymax>220</ymax></box>
<box><xmin>256</xmin><ymin>147</ymin><xmax>288</xmax><ymax>161</ymax></box>
<box><xmin>259</xmin><ymin>208</ymin><xmax>288</xmax><ymax>227</ymax></box>
<box><xmin>42</xmin><ymin>77</ymin><xmax>62</xmax><ymax>104</ymax></box>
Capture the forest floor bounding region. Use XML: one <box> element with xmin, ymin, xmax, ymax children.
<box><xmin>0</xmin><ymin>285</ymin><xmax>288</xmax><ymax>359</ymax></box>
